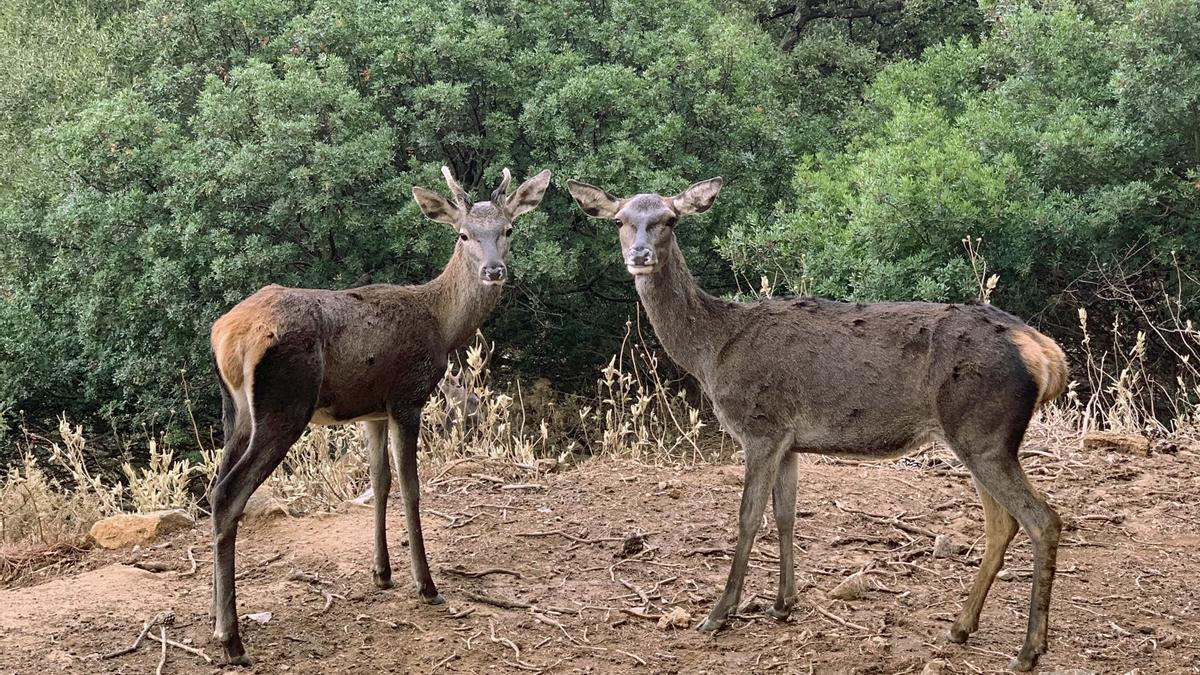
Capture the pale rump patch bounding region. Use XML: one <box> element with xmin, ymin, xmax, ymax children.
<box><xmin>210</xmin><ymin>288</ymin><xmax>285</xmax><ymax>391</ymax></box>
<box><xmin>1010</xmin><ymin>329</ymin><xmax>1068</xmax><ymax>407</ymax></box>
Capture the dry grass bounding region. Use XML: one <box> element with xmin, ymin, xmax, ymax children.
<box><xmin>1</xmin><ymin>299</ymin><xmax>1196</xmax><ymax>551</ymax></box>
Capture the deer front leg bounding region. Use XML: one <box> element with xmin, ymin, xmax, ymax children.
<box><xmin>700</xmin><ymin>437</ymin><xmax>788</xmax><ymax>632</ymax></box>
<box><xmin>365</xmin><ymin>420</ymin><xmax>392</xmax><ymax>589</ymax></box>
<box><xmin>767</xmin><ymin>451</ymin><xmax>798</xmax><ymax>620</ymax></box>
<box><xmin>392</xmin><ymin>408</ymin><xmax>445</xmax><ymax>604</ymax></box>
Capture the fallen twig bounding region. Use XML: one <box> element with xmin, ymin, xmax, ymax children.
<box><xmin>147</xmin><ymin>632</ymin><xmax>212</xmax><ymax>664</ymax></box>
<box><xmin>464</xmin><ymin>590</ymin><xmax>531</xmax><ymax>610</ymax></box>
<box><xmin>813</xmin><ymin>604</ymin><xmax>869</xmax><ymax>632</ymax></box>
<box><xmin>620</xmin><ymin>607</ymin><xmax>663</xmax><ymax>621</ymax></box>
<box><xmin>177</xmin><ymin>546</ymin><xmax>198</xmax><ymax>578</ymax></box>
<box><xmin>441</xmin><ymin>565</ymin><xmax>523</xmax><ymax>579</ymax></box>
<box><xmin>355</xmin><ymin>614</ymin><xmax>424</xmax><ymax>632</ymax></box>
<box><xmin>516</xmin><ymin>529</ymin><xmax>624</xmax><ymax>545</ymax></box>
<box><xmin>234</xmin><ymin>551</ymin><xmax>284</xmax><ymax>580</ymax></box>
<box><xmin>102</xmin><ymin>617</ymin><xmax>155</xmax><ymax>659</ymax></box>
<box><xmin>155</xmin><ymin>626</ymin><xmax>167</xmax><ymax>675</ymax></box>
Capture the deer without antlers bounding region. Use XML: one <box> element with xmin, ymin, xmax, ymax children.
<box><xmin>568</xmin><ymin>177</ymin><xmax>1068</xmax><ymax>671</ymax></box>
<box><xmin>208</xmin><ymin>165</ymin><xmax>551</xmax><ymax>665</ymax></box>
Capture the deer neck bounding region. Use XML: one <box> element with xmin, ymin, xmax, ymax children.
<box><xmin>427</xmin><ymin>245</ymin><xmax>503</xmax><ymax>351</ymax></box>
<box><xmin>633</xmin><ymin>240</ymin><xmax>730</xmax><ymax>380</ymax></box>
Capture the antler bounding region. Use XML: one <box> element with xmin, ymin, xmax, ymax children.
<box><xmin>441</xmin><ymin>165</ymin><xmax>472</xmax><ymax>212</ymax></box>
<box><xmin>490</xmin><ymin>167</ymin><xmax>513</xmax><ymax>207</ymax></box>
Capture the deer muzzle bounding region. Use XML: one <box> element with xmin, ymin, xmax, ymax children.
<box><xmin>481</xmin><ymin>264</ymin><xmax>507</xmax><ymax>285</ymax></box>
<box><xmin>626</xmin><ymin>246</ymin><xmax>657</xmax><ymax>274</ymax></box>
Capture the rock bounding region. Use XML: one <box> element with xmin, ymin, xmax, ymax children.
<box><xmin>1083</xmin><ymin>431</ymin><xmax>1150</xmax><ymax>456</ymax></box>
<box><xmin>242</xmin><ymin>489</ymin><xmax>290</xmax><ymax>525</ymax></box>
<box><xmin>89</xmin><ymin>510</ymin><xmax>195</xmax><ymax>549</ymax></box>
<box><xmin>862</xmin><ymin>636</ymin><xmax>890</xmax><ymax>655</ymax></box>
<box><xmin>657</xmin><ymin>606</ymin><xmax>691</xmax><ymax>630</ymax></box>
<box><xmin>932</xmin><ymin>534</ymin><xmax>955</xmax><ymax>558</ymax></box>
<box><xmin>996</xmin><ymin>568</ymin><xmax>1017</xmax><ymax>581</ymax></box>
<box><xmin>829</xmin><ymin>570</ymin><xmax>869</xmax><ymax>601</ymax></box>
<box><xmin>621</xmin><ymin>532</ymin><xmax>648</xmax><ymax>557</ymax></box>
<box><xmin>242</xmin><ymin>611</ymin><xmax>273</xmax><ymax>624</ymax></box>
<box><xmin>920</xmin><ymin>660</ymin><xmax>948</xmax><ymax>675</ymax></box>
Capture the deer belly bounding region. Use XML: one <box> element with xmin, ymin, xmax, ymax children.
<box><xmin>310</xmin><ymin>408</ymin><xmax>389</xmax><ymax>426</ymax></box>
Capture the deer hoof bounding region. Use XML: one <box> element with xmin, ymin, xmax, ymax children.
<box><xmin>419</xmin><ymin>592</ymin><xmax>446</xmax><ymax>605</ymax></box>
<box><xmin>220</xmin><ymin>641</ymin><xmax>253</xmax><ymax>667</ymax></box>
<box><xmin>697</xmin><ymin>616</ymin><xmax>725</xmax><ymax>632</ymax></box>
<box><xmin>948</xmin><ymin>626</ymin><xmax>971</xmax><ymax>644</ymax></box>
<box><xmin>765</xmin><ymin>606</ymin><xmax>791</xmax><ymax>621</ymax></box>
<box><xmin>1007</xmin><ymin>644</ymin><xmax>1045</xmax><ymax>672</ymax></box>
<box><xmin>372</xmin><ymin>571</ymin><xmax>394</xmax><ymax>589</ymax></box>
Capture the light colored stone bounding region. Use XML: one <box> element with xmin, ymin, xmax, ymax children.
<box><xmin>1083</xmin><ymin>431</ymin><xmax>1150</xmax><ymax>456</ymax></box>
<box><xmin>829</xmin><ymin>570</ymin><xmax>869</xmax><ymax>601</ymax></box>
<box><xmin>242</xmin><ymin>490</ymin><xmax>290</xmax><ymax>525</ymax></box>
<box><xmin>932</xmin><ymin>534</ymin><xmax>955</xmax><ymax>558</ymax></box>
<box><xmin>920</xmin><ymin>660</ymin><xmax>947</xmax><ymax>675</ymax></box>
<box><xmin>88</xmin><ymin>509</ymin><xmax>194</xmax><ymax>549</ymax></box>
<box><xmin>657</xmin><ymin>606</ymin><xmax>692</xmax><ymax>630</ymax></box>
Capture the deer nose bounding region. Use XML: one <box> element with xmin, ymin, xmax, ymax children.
<box><xmin>481</xmin><ymin>264</ymin><xmax>506</xmax><ymax>282</ymax></box>
<box><xmin>629</xmin><ymin>247</ymin><xmax>655</xmax><ymax>267</ymax></box>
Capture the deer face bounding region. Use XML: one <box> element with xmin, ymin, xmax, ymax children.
<box><xmin>567</xmin><ymin>178</ymin><xmax>723</xmax><ymax>276</ymax></box>
<box><xmin>414</xmin><ymin>167</ymin><xmax>553</xmax><ymax>286</ymax></box>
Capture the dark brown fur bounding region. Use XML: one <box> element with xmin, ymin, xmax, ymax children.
<box><xmin>207</xmin><ymin>167</ymin><xmax>550</xmax><ymax>665</ymax></box>
<box><xmin>568</xmin><ymin>177</ymin><xmax>1069</xmax><ymax>672</ymax></box>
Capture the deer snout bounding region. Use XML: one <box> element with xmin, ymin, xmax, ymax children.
<box><xmin>627</xmin><ymin>246</ymin><xmax>656</xmax><ymax>269</ymax></box>
<box><xmin>481</xmin><ymin>264</ymin><xmax>507</xmax><ymax>284</ymax></box>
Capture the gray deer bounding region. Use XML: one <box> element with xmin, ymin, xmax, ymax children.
<box><xmin>208</xmin><ymin>166</ymin><xmax>551</xmax><ymax>665</ymax></box>
<box><xmin>567</xmin><ymin>177</ymin><xmax>1068</xmax><ymax>672</ymax></box>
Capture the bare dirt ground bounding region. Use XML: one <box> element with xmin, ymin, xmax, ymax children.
<box><xmin>2</xmin><ymin>441</ymin><xmax>1199</xmax><ymax>674</ymax></box>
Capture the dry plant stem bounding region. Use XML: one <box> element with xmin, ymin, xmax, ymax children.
<box><xmin>177</xmin><ymin>546</ymin><xmax>198</xmax><ymax>578</ymax></box>
<box><xmin>814</xmin><ymin>604</ymin><xmax>869</xmax><ymax>632</ymax></box>
<box><xmin>441</xmin><ymin>566</ymin><xmax>523</xmax><ymax>579</ymax></box>
<box><xmin>834</xmin><ymin>500</ymin><xmax>939</xmax><ymax>539</ymax></box>
<box><xmin>102</xmin><ymin>617</ymin><xmax>155</xmax><ymax>659</ymax></box>
<box><xmin>234</xmin><ymin>551</ymin><xmax>283</xmax><ymax>580</ymax></box>
<box><xmin>155</xmin><ymin>626</ymin><xmax>167</xmax><ymax>675</ymax></box>
<box><xmin>146</xmin><ymin>633</ymin><xmax>213</xmax><ymax>663</ymax></box>
<box><xmin>620</xmin><ymin>607</ymin><xmax>663</xmax><ymax>621</ymax></box>
<box><xmin>516</xmin><ymin>530</ymin><xmax>626</xmax><ymax>545</ymax></box>
<box><xmin>464</xmin><ymin>590</ymin><xmax>532</xmax><ymax>609</ymax></box>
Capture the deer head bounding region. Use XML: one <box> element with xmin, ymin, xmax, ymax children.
<box><xmin>413</xmin><ymin>166</ymin><xmax>553</xmax><ymax>285</ymax></box>
<box><xmin>566</xmin><ymin>178</ymin><xmax>723</xmax><ymax>275</ymax></box>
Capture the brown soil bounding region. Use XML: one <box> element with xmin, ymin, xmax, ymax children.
<box><xmin>2</xmin><ymin>444</ymin><xmax>1199</xmax><ymax>674</ymax></box>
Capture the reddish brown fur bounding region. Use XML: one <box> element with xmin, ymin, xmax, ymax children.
<box><xmin>210</xmin><ymin>286</ymin><xmax>286</xmax><ymax>391</ymax></box>
<box><xmin>1010</xmin><ymin>328</ymin><xmax>1068</xmax><ymax>407</ymax></box>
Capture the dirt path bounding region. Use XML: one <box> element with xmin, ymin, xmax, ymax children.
<box><xmin>2</xmin><ymin>446</ymin><xmax>1198</xmax><ymax>674</ymax></box>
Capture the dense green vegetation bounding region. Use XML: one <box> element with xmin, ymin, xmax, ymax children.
<box><xmin>1</xmin><ymin>0</ymin><xmax>1196</xmax><ymax>458</ymax></box>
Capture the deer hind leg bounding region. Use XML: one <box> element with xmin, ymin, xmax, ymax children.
<box><xmin>211</xmin><ymin>378</ymin><xmax>251</xmax><ymax>618</ymax></box>
<box><xmin>950</xmin><ymin>480</ymin><xmax>1018</xmax><ymax>642</ymax></box>
<box><xmin>363</xmin><ymin>419</ymin><xmax>393</xmax><ymax>588</ymax></box>
<box><xmin>211</xmin><ymin>346</ymin><xmax>319</xmax><ymax>666</ymax></box>
<box><xmin>951</xmin><ymin>443</ymin><xmax>1061</xmax><ymax>672</ymax></box>
<box><xmin>700</xmin><ymin>435</ymin><xmax>789</xmax><ymax>632</ymax></box>
<box><xmin>767</xmin><ymin>451</ymin><xmax>798</xmax><ymax>620</ymax></box>
<box><xmin>391</xmin><ymin>407</ymin><xmax>444</xmax><ymax>604</ymax></box>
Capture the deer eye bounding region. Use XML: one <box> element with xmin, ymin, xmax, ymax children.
<box><xmin>459</xmin><ymin>232</ymin><xmax>468</xmax><ymax>241</ymax></box>
<box><xmin>505</xmin><ymin>227</ymin><xmax>513</xmax><ymax>237</ymax></box>
<box><xmin>613</xmin><ymin>217</ymin><xmax>623</xmax><ymax>227</ymax></box>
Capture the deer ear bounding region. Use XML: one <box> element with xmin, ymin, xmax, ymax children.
<box><xmin>670</xmin><ymin>177</ymin><xmax>723</xmax><ymax>217</ymax></box>
<box><xmin>506</xmin><ymin>169</ymin><xmax>553</xmax><ymax>219</ymax></box>
<box><xmin>412</xmin><ymin>186</ymin><xmax>459</xmax><ymax>226</ymax></box>
<box><xmin>567</xmin><ymin>180</ymin><xmax>622</xmax><ymax>219</ymax></box>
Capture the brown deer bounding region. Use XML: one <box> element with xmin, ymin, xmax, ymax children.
<box><xmin>567</xmin><ymin>177</ymin><xmax>1068</xmax><ymax>671</ymax></box>
<box><xmin>209</xmin><ymin>166</ymin><xmax>551</xmax><ymax>665</ymax></box>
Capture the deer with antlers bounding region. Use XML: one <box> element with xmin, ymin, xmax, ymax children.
<box><xmin>208</xmin><ymin>166</ymin><xmax>551</xmax><ymax>665</ymax></box>
<box><xmin>567</xmin><ymin>177</ymin><xmax>1068</xmax><ymax>671</ymax></box>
